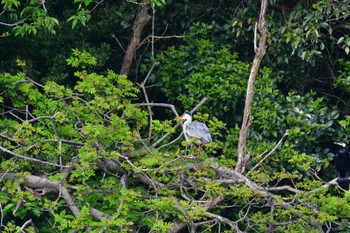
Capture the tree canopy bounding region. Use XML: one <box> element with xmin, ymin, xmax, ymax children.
<box><xmin>1</xmin><ymin>0</ymin><xmax>350</xmax><ymax>232</ymax></box>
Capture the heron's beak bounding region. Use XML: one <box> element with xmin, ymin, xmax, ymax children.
<box><xmin>177</xmin><ymin>115</ymin><xmax>184</xmax><ymax>121</ymax></box>
<box><xmin>334</xmin><ymin>142</ymin><xmax>346</xmax><ymax>147</ymax></box>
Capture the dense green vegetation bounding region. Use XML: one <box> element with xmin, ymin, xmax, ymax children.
<box><xmin>1</xmin><ymin>0</ymin><xmax>350</xmax><ymax>232</ymax></box>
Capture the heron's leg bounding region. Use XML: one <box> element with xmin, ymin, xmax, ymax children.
<box><xmin>192</xmin><ymin>143</ymin><xmax>204</xmax><ymax>164</ymax></box>
<box><xmin>184</xmin><ymin>142</ymin><xmax>194</xmax><ymax>155</ymax></box>
<box><xmin>190</xmin><ymin>143</ymin><xmax>194</xmax><ymax>155</ymax></box>
<box><xmin>195</xmin><ymin>143</ymin><xmax>205</xmax><ymax>153</ymax></box>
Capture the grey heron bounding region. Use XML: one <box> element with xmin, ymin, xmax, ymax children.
<box><xmin>334</xmin><ymin>142</ymin><xmax>350</xmax><ymax>190</ymax></box>
<box><xmin>179</xmin><ymin>110</ymin><xmax>212</xmax><ymax>153</ymax></box>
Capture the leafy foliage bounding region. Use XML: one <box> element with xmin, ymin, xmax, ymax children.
<box><xmin>155</xmin><ymin>22</ymin><xmax>250</xmax><ymax>122</ymax></box>
<box><xmin>1</xmin><ymin>0</ymin><xmax>350</xmax><ymax>232</ymax></box>
<box><xmin>0</xmin><ymin>51</ymin><xmax>148</xmax><ymax>231</ymax></box>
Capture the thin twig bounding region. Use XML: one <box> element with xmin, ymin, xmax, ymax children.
<box><xmin>137</xmin><ymin>6</ymin><xmax>158</xmax><ymax>140</ymax></box>
<box><xmin>205</xmin><ymin>211</ymin><xmax>243</xmax><ymax>233</ymax></box>
<box><xmin>140</xmin><ymin>34</ymin><xmax>184</xmax><ymax>46</ymax></box>
<box><xmin>0</xmin><ymin>145</ymin><xmax>70</xmax><ymax>168</ymax></box>
<box><xmin>265</xmin><ymin>185</ymin><xmax>300</xmax><ymax>193</ymax></box>
<box><xmin>90</xmin><ymin>0</ymin><xmax>105</xmax><ymax>13</ymax></box>
<box><xmin>134</xmin><ymin>102</ymin><xmax>179</xmax><ymax>116</ymax></box>
<box><xmin>247</xmin><ymin>130</ymin><xmax>289</xmax><ymax>175</ymax></box>
<box><xmin>307</xmin><ymin>178</ymin><xmax>338</xmax><ymax>194</ymax></box>
<box><xmin>111</xmin><ymin>34</ymin><xmax>127</xmax><ymax>53</ymax></box>
<box><xmin>9</xmin><ymin>111</ymin><xmax>59</xmax><ymax>123</ymax></box>
<box><xmin>25</xmin><ymin>76</ymin><xmax>44</xmax><ymax>88</ymax></box>
<box><xmin>18</xmin><ymin>219</ymin><xmax>35</xmax><ymax>233</ymax></box>
<box><xmin>0</xmin><ymin>18</ymin><xmax>26</xmax><ymax>26</ymax></box>
<box><xmin>27</xmin><ymin>139</ymin><xmax>86</xmax><ymax>151</ymax></box>
<box><xmin>157</xmin><ymin>131</ymin><xmax>183</xmax><ymax>150</ymax></box>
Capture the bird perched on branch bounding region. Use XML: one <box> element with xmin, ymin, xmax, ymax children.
<box><xmin>179</xmin><ymin>110</ymin><xmax>212</xmax><ymax>154</ymax></box>
<box><xmin>334</xmin><ymin>142</ymin><xmax>350</xmax><ymax>190</ymax></box>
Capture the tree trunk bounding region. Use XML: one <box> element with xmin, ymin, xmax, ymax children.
<box><xmin>235</xmin><ymin>0</ymin><xmax>268</xmax><ymax>174</ymax></box>
<box><xmin>120</xmin><ymin>5</ymin><xmax>151</xmax><ymax>76</ymax></box>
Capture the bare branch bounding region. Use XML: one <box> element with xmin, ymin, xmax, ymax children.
<box><xmin>140</xmin><ymin>34</ymin><xmax>184</xmax><ymax>46</ymax></box>
<box><xmin>111</xmin><ymin>34</ymin><xmax>127</xmax><ymax>53</ymax></box>
<box><xmin>157</xmin><ymin>131</ymin><xmax>183</xmax><ymax>150</ymax></box>
<box><xmin>90</xmin><ymin>207</ymin><xmax>112</xmax><ymax>220</ymax></box>
<box><xmin>120</xmin><ymin>4</ymin><xmax>151</xmax><ymax>76</ymax></box>
<box><xmin>205</xmin><ymin>211</ymin><xmax>243</xmax><ymax>233</ymax></box>
<box><xmin>333</xmin><ymin>24</ymin><xmax>350</xmax><ymax>31</ymax></box>
<box><xmin>0</xmin><ymin>18</ymin><xmax>26</xmax><ymax>27</ymax></box>
<box><xmin>236</xmin><ymin>0</ymin><xmax>268</xmax><ymax>174</ymax></box>
<box><xmin>136</xmin><ymin>6</ymin><xmax>161</xmax><ymax>140</ymax></box>
<box><xmin>137</xmin><ymin>60</ymin><xmax>157</xmax><ymax>139</ymax></box>
<box><xmin>0</xmin><ymin>173</ymin><xmax>80</xmax><ymax>216</ymax></box>
<box><xmin>89</xmin><ymin>0</ymin><xmax>105</xmax><ymax>13</ymax></box>
<box><xmin>135</xmin><ymin>103</ymin><xmax>179</xmax><ymax>117</ymax></box>
<box><xmin>265</xmin><ymin>185</ymin><xmax>300</xmax><ymax>194</ymax></box>
<box><xmin>247</xmin><ymin>130</ymin><xmax>289</xmax><ymax>175</ymax></box>
<box><xmin>168</xmin><ymin>195</ymin><xmax>226</xmax><ymax>233</ymax></box>
<box><xmin>253</xmin><ymin>22</ymin><xmax>257</xmax><ymax>50</ymax></box>
<box><xmin>25</xmin><ymin>75</ymin><xmax>45</xmax><ymax>88</ymax></box>
<box><xmin>0</xmin><ymin>145</ymin><xmax>70</xmax><ymax>168</ymax></box>
<box><xmin>13</xmin><ymin>186</ymin><xmax>24</xmax><ymax>215</ymax></box>
<box><xmin>18</xmin><ymin>219</ymin><xmax>35</xmax><ymax>233</ymax></box>
<box><xmin>307</xmin><ymin>178</ymin><xmax>338</xmax><ymax>194</ymax></box>
<box><xmin>9</xmin><ymin>111</ymin><xmax>59</xmax><ymax>123</ymax></box>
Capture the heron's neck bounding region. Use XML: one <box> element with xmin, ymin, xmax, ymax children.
<box><xmin>182</xmin><ymin>122</ymin><xmax>189</xmax><ymax>141</ymax></box>
<box><xmin>182</xmin><ymin>116</ymin><xmax>192</xmax><ymax>141</ymax></box>
<box><xmin>183</xmin><ymin>116</ymin><xmax>192</xmax><ymax>126</ymax></box>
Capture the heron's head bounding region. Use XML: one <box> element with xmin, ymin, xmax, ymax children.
<box><xmin>178</xmin><ymin>110</ymin><xmax>192</xmax><ymax>122</ymax></box>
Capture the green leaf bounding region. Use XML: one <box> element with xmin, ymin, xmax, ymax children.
<box><xmin>337</xmin><ymin>37</ymin><xmax>345</xmax><ymax>44</ymax></box>
<box><xmin>32</xmin><ymin>208</ymin><xmax>41</xmax><ymax>217</ymax></box>
<box><xmin>3</xmin><ymin>203</ymin><xmax>15</xmax><ymax>214</ymax></box>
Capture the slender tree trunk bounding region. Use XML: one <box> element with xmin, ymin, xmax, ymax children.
<box><xmin>120</xmin><ymin>5</ymin><xmax>151</xmax><ymax>76</ymax></box>
<box><xmin>235</xmin><ymin>0</ymin><xmax>268</xmax><ymax>174</ymax></box>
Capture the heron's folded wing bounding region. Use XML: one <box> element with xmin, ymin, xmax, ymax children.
<box><xmin>186</xmin><ymin>122</ymin><xmax>212</xmax><ymax>143</ymax></box>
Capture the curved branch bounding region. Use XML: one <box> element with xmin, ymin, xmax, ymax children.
<box><xmin>0</xmin><ymin>18</ymin><xmax>26</xmax><ymax>26</ymax></box>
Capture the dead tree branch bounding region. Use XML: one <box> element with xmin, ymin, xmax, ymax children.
<box><xmin>120</xmin><ymin>4</ymin><xmax>151</xmax><ymax>76</ymax></box>
<box><xmin>0</xmin><ymin>172</ymin><xmax>112</xmax><ymax>222</ymax></box>
<box><xmin>236</xmin><ymin>0</ymin><xmax>268</xmax><ymax>174</ymax></box>
<box><xmin>209</xmin><ymin>164</ymin><xmax>327</xmax><ymax>232</ymax></box>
